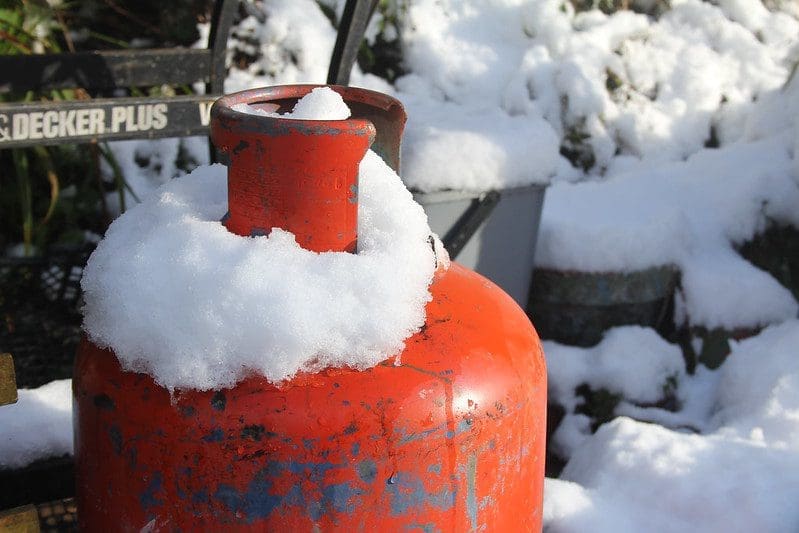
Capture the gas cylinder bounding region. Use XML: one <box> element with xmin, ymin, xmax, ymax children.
<box><xmin>73</xmin><ymin>85</ymin><xmax>547</xmax><ymax>531</ymax></box>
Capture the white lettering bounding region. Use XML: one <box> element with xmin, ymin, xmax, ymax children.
<box><xmin>58</xmin><ymin>110</ymin><xmax>76</xmax><ymax>137</ymax></box>
<box><xmin>125</xmin><ymin>106</ymin><xmax>138</xmax><ymax>132</ymax></box>
<box><xmin>138</xmin><ymin>105</ymin><xmax>152</xmax><ymax>131</ymax></box>
<box><xmin>12</xmin><ymin>114</ymin><xmax>28</xmax><ymax>140</ymax></box>
<box><xmin>76</xmin><ymin>109</ymin><xmax>91</xmax><ymax>135</ymax></box>
<box><xmin>199</xmin><ymin>101</ymin><xmax>212</xmax><ymax>127</ymax></box>
<box><xmin>152</xmin><ymin>103</ymin><xmax>167</xmax><ymax>130</ymax></box>
<box><xmin>42</xmin><ymin>111</ymin><xmax>58</xmax><ymax>138</ymax></box>
<box><xmin>89</xmin><ymin>109</ymin><xmax>105</xmax><ymax>134</ymax></box>
<box><xmin>0</xmin><ymin>114</ymin><xmax>8</xmax><ymax>141</ymax></box>
<box><xmin>29</xmin><ymin>112</ymin><xmax>43</xmax><ymax>140</ymax></box>
<box><xmin>111</xmin><ymin>106</ymin><xmax>126</xmax><ymax>133</ymax></box>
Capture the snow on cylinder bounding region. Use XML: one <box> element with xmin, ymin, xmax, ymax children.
<box><xmin>231</xmin><ymin>86</ymin><xmax>351</xmax><ymax>120</ymax></box>
<box><xmin>81</xmin><ymin>89</ymin><xmax>441</xmax><ymax>392</ymax></box>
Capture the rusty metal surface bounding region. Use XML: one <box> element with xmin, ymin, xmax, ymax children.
<box><xmin>0</xmin><ymin>353</ymin><xmax>18</xmax><ymax>406</ymax></box>
<box><xmin>73</xmin><ymin>264</ymin><xmax>547</xmax><ymax>531</ymax></box>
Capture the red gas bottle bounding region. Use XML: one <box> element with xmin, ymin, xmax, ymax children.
<box><xmin>73</xmin><ymin>85</ymin><xmax>547</xmax><ymax>531</ymax></box>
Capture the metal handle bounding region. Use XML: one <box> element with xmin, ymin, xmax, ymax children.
<box><xmin>327</xmin><ymin>0</ymin><xmax>379</xmax><ymax>85</ymax></box>
<box><xmin>442</xmin><ymin>191</ymin><xmax>502</xmax><ymax>260</ymax></box>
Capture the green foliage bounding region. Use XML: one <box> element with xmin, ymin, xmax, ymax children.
<box><xmin>0</xmin><ymin>1</ymin><xmax>212</xmax><ymax>255</ymax></box>
<box><xmin>575</xmin><ymin>384</ymin><xmax>623</xmax><ymax>431</ymax></box>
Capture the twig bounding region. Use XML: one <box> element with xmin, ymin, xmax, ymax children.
<box><xmin>101</xmin><ymin>0</ymin><xmax>165</xmax><ymax>38</ymax></box>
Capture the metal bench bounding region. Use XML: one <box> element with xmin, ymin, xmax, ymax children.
<box><xmin>0</xmin><ymin>0</ymin><xmax>236</xmax><ymax>150</ymax></box>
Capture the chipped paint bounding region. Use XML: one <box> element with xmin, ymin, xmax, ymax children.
<box><xmin>356</xmin><ymin>460</ymin><xmax>377</xmax><ymax>484</ymax></box>
<box><xmin>213</xmin><ymin>461</ymin><xmax>367</xmax><ymax>523</ymax></box>
<box><xmin>406</xmin><ymin>523</ymin><xmax>438</xmax><ymax>533</ymax></box>
<box><xmin>108</xmin><ymin>424</ymin><xmax>123</xmax><ymax>455</ymax></box>
<box><xmin>386</xmin><ymin>472</ymin><xmax>456</xmax><ymax>516</ymax></box>
<box><xmin>396</xmin><ymin>417</ymin><xmax>472</xmax><ymax>446</ymax></box>
<box><xmin>74</xmin><ymin>106</ymin><xmax>547</xmax><ymax>527</ymax></box>
<box><xmin>202</xmin><ymin>428</ymin><xmax>224</xmax><ymax>443</ymax></box>
<box><xmin>466</xmin><ymin>454</ymin><xmax>477</xmax><ymax>531</ymax></box>
<box><xmin>240</xmin><ymin>424</ymin><xmax>266</xmax><ymax>441</ymax></box>
<box><xmin>140</xmin><ymin>472</ymin><xmax>164</xmax><ymax>512</ymax></box>
<box><xmin>93</xmin><ymin>393</ymin><xmax>115</xmax><ymax>410</ymax></box>
<box><xmin>210</xmin><ymin>391</ymin><xmax>226</xmax><ymax>411</ymax></box>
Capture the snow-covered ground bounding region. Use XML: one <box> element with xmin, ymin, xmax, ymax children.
<box><xmin>3</xmin><ymin>0</ymin><xmax>799</xmax><ymax>530</ymax></box>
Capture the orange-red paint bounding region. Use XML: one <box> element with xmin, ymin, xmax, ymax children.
<box><xmin>74</xmin><ymin>85</ymin><xmax>547</xmax><ymax>531</ymax></box>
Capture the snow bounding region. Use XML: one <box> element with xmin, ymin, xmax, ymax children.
<box><xmin>399</xmin><ymin>94</ymin><xmax>560</xmax><ymax>192</ymax></box>
<box><xmin>537</xmin><ymin>132</ymin><xmax>799</xmax><ymax>329</ymax></box>
<box><xmin>231</xmin><ymin>86</ymin><xmax>351</xmax><ymax>120</ymax></box>
<box><xmin>545</xmin><ymin>327</ymin><xmax>686</xmax><ymax>456</ymax></box>
<box><xmin>81</xmin><ymin>88</ymin><xmax>438</xmax><ymax>391</ymax></box>
<box><xmin>81</xmin><ymin>150</ymin><xmax>437</xmax><ymax>391</ymax></box>
<box><xmin>0</xmin><ymin>380</ymin><xmax>72</xmax><ymax>469</ymax></box>
<box><xmin>546</xmin><ymin>321</ymin><xmax>799</xmax><ymax>532</ymax></box>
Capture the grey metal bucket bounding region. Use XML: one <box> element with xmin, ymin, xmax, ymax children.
<box><xmin>413</xmin><ymin>185</ymin><xmax>546</xmax><ymax>306</ymax></box>
<box><xmin>527</xmin><ymin>265</ymin><xmax>679</xmax><ymax>346</ymax></box>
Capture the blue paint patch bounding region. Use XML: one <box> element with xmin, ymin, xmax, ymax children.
<box><xmin>240</xmin><ymin>424</ymin><xmax>266</xmax><ymax>441</ymax></box>
<box><xmin>321</xmin><ymin>482</ymin><xmax>363</xmax><ymax>515</ymax></box>
<box><xmin>386</xmin><ymin>472</ymin><xmax>456</xmax><ymax>516</ymax></box>
<box><xmin>466</xmin><ymin>454</ymin><xmax>478</xmax><ymax>530</ymax></box>
<box><xmin>356</xmin><ymin>460</ymin><xmax>377</xmax><ymax>483</ymax></box>
<box><xmin>140</xmin><ymin>472</ymin><xmax>164</xmax><ymax>512</ymax></box>
<box><xmin>108</xmin><ymin>425</ymin><xmax>122</xmax><ymax>455</ymax></box>
<box><xmin>397</xmin><ymin>417</ymin><xmax>474</xmax><ymax>446</ymax></box>
<box><xmin>351</xmin><ymin>442</ymin><xmax>360</xmax><ymax>457</ymax></box>
<box><xmin>406</xmin><ymin>524</ymin><xmax>438</xmax><ymax>533</ymax></box>
<box><xmin>214</xmin><ymin>469</ymin><xmax>282</xmax><ymax>523</ymax></box>
<box><xmin>427</xmin><ymin>463</ymin><xmax>442</xmax><ymax>475</ymax></box>
<box><xmin>202</xmin><ymin>428</ymin><xmax>225</xmax><ymax>443</ymax></box>
<box><xmin>191</xmin><ymin>489</ymin><xmax>208</xmax><ymax>504</ymax></box>
<box><xmin>343</xmin><ymin>421</ymin><xmax>358</xmax><ymax>435</ymax></box>
<box><xmin>445</xmin><ymin>419</ymin><xmax>473</xmax><ymax>440</ymax></box>
<box><xmin>214</xmin><ymin>460</ymin><xmax>357</xmax><ymax>523</ymax></box>
<box><xmin>127</xmin><ymin>446</ymin><xmax>138</xmax><ymax>468</ymax></box>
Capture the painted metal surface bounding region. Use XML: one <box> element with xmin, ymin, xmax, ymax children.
<box><xmin>74</xmin><ymin>264</ymin><xmax>546</xmax><ymax>531</ymax></box>
<box><xmin>74</xmin><ymin>85</ymin><xmax>547</xmax><ymax>531</ymax></box>
<box><xmin>211</xmin><ymin>86</ymin><xmax>378</xmax><ymax>251</ymax></box>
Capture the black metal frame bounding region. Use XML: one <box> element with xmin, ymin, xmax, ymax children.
<box><xmin>328</xmin><ymin>0</ymin><xmax>502</xmax><ymax>260</ymax></box>
<box><xmin>0</xmin><ymin>0</ymin><xmax>237</xmax><ymax>149</ymax></box>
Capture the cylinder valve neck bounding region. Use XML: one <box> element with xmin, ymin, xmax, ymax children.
<box><xmin>211</xmin><ymin>86</ymin><xmax>377</xmax><ymax>253</ymax></box>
